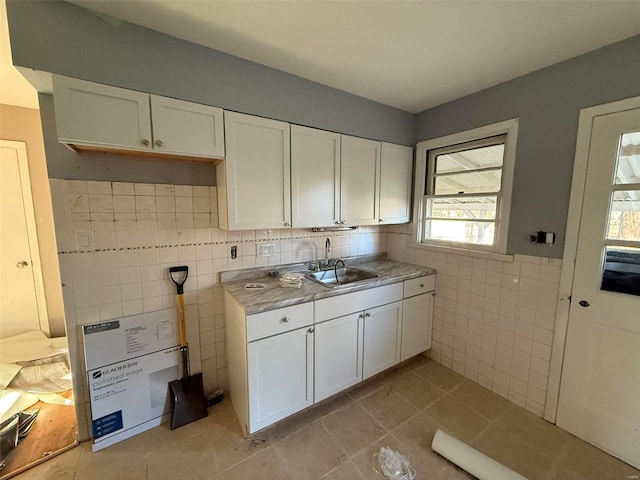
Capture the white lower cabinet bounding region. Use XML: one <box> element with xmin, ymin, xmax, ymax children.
<box><xmin>362</xmin><ymin>301</ymin><xmax>403</xmax><ymax>379</ymax></box>
<box><xmin>314</xmin><ymin>313</ymin><xmax>363</xmax><ymax>402</ymax></box>
<box><xmin>247</xmin><ymin>326</ymin><xmax>314</xmax><ymax>432</ymax></box>
<box><xmin>225</xmin><ymin>275</ymin><xmax>434</xmax><ymax>436</ymax></box>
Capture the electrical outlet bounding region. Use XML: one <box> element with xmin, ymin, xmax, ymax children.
<box><xmin>75</xmin><ymin>231</ymin><xmax>93</xmax><ymax>251</ymax></box>
<box><xmin>231</xmin><ymin>245</ymin><xmax>237</xmax><ymax>259</ymax></box>
<box><xmin>257</xmin><ymin>244</ymin><xmax>275</xmax><ymax>257</ymax></box>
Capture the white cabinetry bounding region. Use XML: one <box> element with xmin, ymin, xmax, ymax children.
<box><xmin>401</xmin><ymin>275</ymin><xmax>435</xmax><ymax>361</ymax></box>
<box><xmin>291</xmin><ymin>126</ymin><xmax>341</xmax><ymax>228</ymax></box>
<box><xmin>314</xmin><ymin>313</ymin><xmax>363</xmax><ymax>402</ymax></box>
<box><xmin>379</xmin><ymin>143</ymin><xmax>413</xmax><ymax>224</ymax></box>
<box><xmin>52</xmin><ymin>75</ymin><xmax>224</xmax><ymax>159</ymax></box>
<box><xmin>218</xmin><ymin>112</ymin><xmax>291</xmax><ymax>230</ymax></box>
<box><xmin>362</xmin><ymin>301</ymin><xmax>403</xmax><ymax>379</ymax></box>
<box><xmin>341</xmin><ymin>135</ymin><xmax>381</xmax><ymax>226</ymax></box>
<box><xmin>225</xmin><ymin>295</ymin><xmax>314</xmax><ymax>435</ymax></box>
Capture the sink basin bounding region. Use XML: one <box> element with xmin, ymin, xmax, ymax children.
<box><xmin>307</xmin><ymin>267</ymin><xmax>379</xmax><ymax>287</ymax></box>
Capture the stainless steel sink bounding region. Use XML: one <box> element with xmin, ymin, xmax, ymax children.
<box><xmin>306</xmin><ymin>267</ymin><xmax>379</xmax><ymax>287</ymax></box>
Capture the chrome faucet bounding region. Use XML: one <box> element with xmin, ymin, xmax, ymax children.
<box><xmin>325</xmin><ymin>238</ymin><xmax>331</xmax><ymax>263</ymax></box>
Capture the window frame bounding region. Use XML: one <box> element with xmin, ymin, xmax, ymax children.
<box><xmin>411</xmin><ymin>119</ymin><xmax>519</xmax><ymax>254</ymax></box>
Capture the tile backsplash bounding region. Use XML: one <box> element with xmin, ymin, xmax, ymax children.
<box><xmin>49</xmin><ymin>179</ymin><xmax>385</xmax><ymax>440</ymax></box>
<box><xmin>386</xmin><ymin>224</ymin><xmax>559</xmax><ymax>418</ymax></box>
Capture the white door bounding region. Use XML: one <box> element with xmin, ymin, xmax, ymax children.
<box><xmin>314</xmin><ymin>312</ymin><xmax>363</xmax><ymax>402</ymax></box>
<box><xmin>379</xmin><ymin>143</ymin><xmax>413</xmax><ymax>224</ymax></box>
<box><xmin>363</xmin><ymin>301</ymin><xmax>402</xmax><ymax>379</ymax></box>
<box><xmin>52</xmin><ymin>75</ymin><xmax>152</xmax><ymax>151</ymax></box>
<box><xmin>0</xmin><ymin>141</ymin><xmax>48</xmax><ymax>338</ymax></box>
<box><xmin>222</xmin><ymin>112</ymin><xmax>290</xmax><ymax>230</ymax></box>
<box><xmin>401</xmin><ymin>292</ymin><xmax>434</xmax><ymax>361</ymax></box>
<box><xmin>341</xmin><ymin>135</ymin><xmax>380</xmax><ymax>226</ymax></box>
<box><xmin>557</xmin><ymin>107</ymin><xmax>640</xmax><ymax>468</ymax></box>
<box><xmin>150</xmin><ymin>95</ymin><xmax>224</xmax><ymax>158</ymax></box>
<box><xmin>247</xmin><ymin>326</ymin><xmax>313</xmax><ymax>432</ymax></box>
<box><xmin>291</xmin><ymin>125</ymin><xmax>341</xmax><ymax>228</ymax></box>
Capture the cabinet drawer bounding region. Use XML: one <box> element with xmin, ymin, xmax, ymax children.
<box><xmin>404</xmin><ymin>275</ymin><xmax>435</xmax><ymax>298</ymax></box>
<box><xmin>315</xmin><ymin>283</ymin><xmax>403</xmax><ymax>322</ymax></box>
<box><xmin>247</xmin><ymin>302</ymin><xmax>313</xmax><ymax>342</ymax></box>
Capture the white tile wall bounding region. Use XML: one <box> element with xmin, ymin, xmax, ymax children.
<box><xmin>50</xmin><ymin>179</ymin><xmax>386</xmax><ymax>440</ymax></box>
<box><xmin>386</xmin><ymin>224</ymin><xmax>560</xmax><ymax>418</ymax></box>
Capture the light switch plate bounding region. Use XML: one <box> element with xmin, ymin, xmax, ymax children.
<box><xmin>257</xmin><ymin>244</ymin><xmax>275</xmax><ymax>257</ymax></box>
<box><xmin>75</xmin><ymin>230</ymin><xmax>93</xmax><ymax>251</ymax></box>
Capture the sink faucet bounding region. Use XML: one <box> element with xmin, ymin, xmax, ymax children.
<box><xmin>325</xmin><ymin>238</ymin><xmax>331</xmax><ymax>264</ymax></box>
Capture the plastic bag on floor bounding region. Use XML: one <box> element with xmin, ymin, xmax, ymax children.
<box><xmin>372</xmin><ymin>446</ymin><xmax>416</xmax><ymax>480</ymax></box>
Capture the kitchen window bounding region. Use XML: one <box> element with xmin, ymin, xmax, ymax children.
<box><xmin>412</xmin><ymin>119</ymin><xmax>518</xmax><ymax>254</ymax></box>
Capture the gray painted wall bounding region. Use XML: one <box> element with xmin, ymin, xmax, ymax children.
<box><xmin>7</xmin><ymin>0</ymin><xmax>414</xmax><ymax>148</ymax></box>
<box><xmin>415</xmin><ymin>35</ymin><xmax>640</xmax><ymax>258</ymax></box>
<box><xmin>38</xmin><ymin>94</ymin><xmax>216</xmax><ymax>184</ymax></box>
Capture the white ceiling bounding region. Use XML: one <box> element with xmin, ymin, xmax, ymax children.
<box><xmin>19</xmin><ymin>1</ymin><xmax>640</xmax><ymax>113</ymax></box>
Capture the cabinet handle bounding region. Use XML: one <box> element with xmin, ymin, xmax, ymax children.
<box><xmin>340</xmin><ymin>221</ymin><xmax>347</xmax><ymax>225</ymax></box>
<box><xmin>141</xmin><ymin>139</ymin><xmax>150</xmax><ymax>146</ymax></box>
<box><xmin>284</xmin><ymin>222</ymin><xmax>290</xmax><ymax>227</ymax></box>
<box><xmin>155</xmin><ymin>139</ymin><xmax>164</xmax><ymax>147</ymax></box>
<box><xmin>378</xmin><ymin>219</ymin><xmax>383</xmax><ymax>223</ymax></box>
<box><xmin>16</xmin><ymin>261</ymin><xmax>29</xmax><ymax>269</ymax></box>
<box><xmin>358</xmin><ymin>313</ymin><xmax>364</xmax><ymax>319</ymax></box>
<box><xmin>365</xmin><ymin>312</ymin><xmax>371</xmax><ymax>317</ymax></box>
<box><xmin>281</xmin><ymin>317</ymin><xmax>289</xmax><ymax>323</ymax></box>
<box><xmin>308</xmin><ymin>327</ymin><xmax>315</xmax><ymax>334</ymax></box>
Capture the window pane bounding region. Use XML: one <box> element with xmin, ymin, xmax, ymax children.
<box><xmin>614</xmin><ymin>132</ymin><xmax>640</xmax><ymax>185</ymax></box>
<box><xmin>601</xmin><ymin>246</ymin><xmax>640</xmax><ymax>296</ymax></box>
<box><xmin>606</xmin><ymin>190</ymin><xmax>640</xmax><ymax>241</ymax></box>
<box><xmin>434</xmin><ymin>170</ymin><xmax>502</xmax><ymax>195</ymax></box>
<box><xmin>427</xmin><ymin>219</ymin><xmax>495</xmax><ymax>245</ymax></box>
<box><xmin>429</xmin><ymin>196</ymin><xmax>497</xmax><ymax>220</ymax></box>
<box><xmin>435</xmin><ymin>144</ymin><xmax>504</xmax><ymax>174</ymax></box>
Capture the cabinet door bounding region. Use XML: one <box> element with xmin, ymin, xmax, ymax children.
<box><xmin>401</xmin><ymin>292</ymin><xmax>433</xmax><ymax>361</ymax></box>
<box><xmin>341</xmin><ymin>135</ymin><xmax>380</xmax><ymax>226</ymax></box>
<box><xmin>220</xmin><ymin>112</ymin><xmax>291</xmax><ymax>230</ymax></box>
<box><xmin>52</xmin><ymin>75</ymin><xmax>152</xmax><ymax>151</ymax></box>
<box><xmin>379</xmin><ymin>143</ymin><xmax>413</xmax><ymax>224</ymax></box>
<box><xmin>315</xmin><ymin>313</ymin><xmax>363</xmax><ymax>402</ymax></box>
<box><xmin>247</xmin><ymin>326</ymin><xmax>314</xmax><ymax>433</ymax></box>
<box><xmin>363</xmin><ymin>301</ymin><xmax>402</xmax><ymax>379</ymax></box>
<box><xmin>150</xmin><ymin>96</ymin><xmax>224</xmax><ymax>158</ymax></box>
<box><xmin>291</xmin><ymin>126</ymin><xmax>341</xmax><ymax>228</ymax></box>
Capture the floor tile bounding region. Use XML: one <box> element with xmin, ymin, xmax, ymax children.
<box><xmin>400</xmin><ymin>354</ymin><xmax>431</xmax><ymax>372</ymax></box>
<box><xmin>204</xmin><ymin>415</ymin><xmax>271</xmax><ymax>471</ymax></box>
<box><xmin>391</xmin><ymin>412</ymin><xmax>450</xmax><ymax>477</ymax></box>
<box><xmin>493</xmin><ymin>404</ymin><xmax>572</xmax><ymax>457</ymax></box>
<box><xmin>275</xmin><ymin>422</ymin><xmax>346</xmax><ymax>480</ymax></box>
<box><xmin>375</xmin><ymin>363</ymin><xmax>409</xmax><ymax>384</ymax></box>
<box><xmin>471</xmin><ymin>423</ymin><xmax>555</xmax><ymax>480</ymax></box>
<box><xmin>346</xmin><ymin>377</ymin><xmax>384</xmax><ymax>400</ymax></box>
<box><xmin>320</xmin><ymin>460</ymin><xmax>364</xmax><ymax>480</ymax></box>
<box><xmin>449</xmin><ymin>381</ymin><xmax>510</xmax><ymax>419</ymax></box>
<box><xmin>146</xmin><ymin>429</ymin><xmax>219</xmax><ymax>480</ymax></box>
<box><xmin>352</xmin><ymin>433</ymin><xmax>439</xmax><ymax>480</ymax></box>
<box><xmin>557</xmin><ymin>436</ymin><xmax>640</xmax><ymax>480</ymax></box>
<box><xmin>268</xmin><ymin>406</ymin><xmax>319</xmax><ymax>442</ymax></box>
<box><xmin>12</xmin><ymin>443</ymin><xmax>82</xmax><ymax>480</ymax></box>
<box><xmin>358</xmin><ymin>384</ymin><xmax>419</xmax><ymax>430</ymax></box>
<box><xmin>222</xmin><ymin>446</ymin><xmax>291</xmax><ymax>480</ymax></box>
<box><xmin>424</xmin><ymin>396</ymin><xmax>489</xmax><ymax>443</ymax></box>
<box><xmin>414</xmin><ymin>360</ymin><xmax>465</xmax><ymax>392</ymax></box>
<box><xmin>435</xmin><ymin>465</ymin><xmax>476</xmax><ymax>479</ymax></box>
<box><xmin>309</xmin><ymin>393</ymin><xmax>353</xmax><ymax>421</ymax></box>
<box><xmin>322</xmin><ymin>403</ymin><xmax>385</xmax><ymax>456</ymax></box>
<box><xmin>390</xmin><ymin>371</ymin><xmax>445</xmax><ymax>409</ymax></box>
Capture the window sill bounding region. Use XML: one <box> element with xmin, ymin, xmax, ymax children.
<box><xmin>407</xmin><ymin>241</ymin><xmax>514</xmax><ymax>262</ymax></box>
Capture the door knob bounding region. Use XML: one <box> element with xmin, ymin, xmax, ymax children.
<box><xmin>578</xmin><ymin>300</ymin><xmax>590</xmax><ymax>308</ymax></box>
<box><xmin>155</xmin><ymin>140</ymin><xmax>164</xmax><ymax>147</ymax></box>
<box><xmin>16</xmin><ymin>261</ymin><xmax>29</xmax><ymax>269</ymax></box>
<box><xmin>141</xmin><ymin>139</ymin><xmax>150</xmax><ymax>146</ymax></box>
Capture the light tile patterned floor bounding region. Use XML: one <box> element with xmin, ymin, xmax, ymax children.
<box><xmin>14</xmin><ymin>357</ymin><xmax>640</xmax><ymax>480</ymax></box>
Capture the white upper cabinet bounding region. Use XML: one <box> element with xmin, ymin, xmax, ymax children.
<box><xmin>291</xmin><ymin>125</ymin><xmax>341</xmax><ymax>228</ymax></box>
<box><xmin>52</xmin><ymin>75</ymin><xmax>224</xmax><ymax>159</ymax></box>
<box><xmin>341</xmin><ymin>135</ymin><xmax>381</xmax><ymax>226</ymax></box>
<box><xmin>150</xmin><ymin>95</ymin><xmax>224</xmax><ymax>158</ymax></box>
<box><xmin>53</xmin><ymin>75</ymin><xmax>152</xmax><ymax>152</ymax></box>
<box><xmin>218</xmin><ymin>112</ymin><xmax>291</xmax><ymax>230</ymax></box>
<box><xmin>379</xmin><ymin>143</ymin><xmax>413</xmax><ymax>224</ymax></box>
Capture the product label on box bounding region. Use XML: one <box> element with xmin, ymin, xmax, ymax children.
<box><xmin>83</xmin><ymin>309</ymin><xmax>181</xmax><ymax>449</ymax></box>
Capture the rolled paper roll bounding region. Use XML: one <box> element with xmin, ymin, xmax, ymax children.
<box><xmin>431</xmin><ymin>429</ymin><xmax>528</xmax><ymax>480</ymax></box>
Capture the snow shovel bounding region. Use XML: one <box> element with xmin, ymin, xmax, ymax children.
<box><xmin>168</xmin><ymin>266</ymin><xmax>207</xmax><ymax>429</ymax></box>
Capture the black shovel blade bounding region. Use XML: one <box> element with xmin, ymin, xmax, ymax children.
<box><xmin>169</xmin><ymin>373</ymin><xmax>208</xmax><ymax>430</ymax></box>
